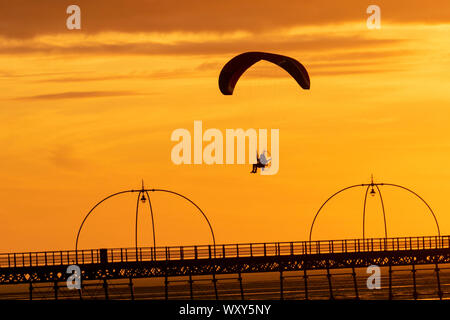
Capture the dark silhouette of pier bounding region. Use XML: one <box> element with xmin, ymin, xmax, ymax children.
<box><xmin>1</xmin><ymin>179</ymin><xmax>447</xmax><ymax>300</ymax></box>
<box><xmin>1</xmin><ymin>235</ymin><xmax>449</xmax><ymax>300</ymax></box>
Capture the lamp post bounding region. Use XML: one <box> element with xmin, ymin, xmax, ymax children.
<box><xmin>75</xmin><ymin>182</ymin><xmax>215</xmax><ymax>263</ymax></box>
<box><xmin>309</xmin><ymin>176</ymin><xmax>440</xmax><ymax>242</ymax></box>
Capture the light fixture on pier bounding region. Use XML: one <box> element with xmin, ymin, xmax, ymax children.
<box><xmin>140</xmin><ymin>179</ymin><xmax>147</xmax><ymax>203</ymax></box>
<box><xmin>370</xmin><ymin>174</ymin><xmax>376</xmax><ymax>196</ymax></box>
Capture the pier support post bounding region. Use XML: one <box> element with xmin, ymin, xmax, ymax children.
<box><xmin>78</xmin><ymin>281</ymin><xmax>83</xmax><ymax>300</ymax></box>
<box><xmin>129</xmin><ymin>277</ymin><xmax>134</xmax><ymax>300</ymax></box>
<box><xmin>435</xmin><ymin>263</ymin><xmax>443</xmax><ymax>300</ymax></box>
<box><xmin>53</xmin><ymin>281</ymin><xmax>58</xmax><ymax>300</ymax></box>
<box><xmin>238</xmin><ymin>272</ymin><xmax>244</xmax><ymax>300</ymax></box>
<box><xmin>388</xmin><ymin>265</ymin><xmax>393</xmax><ymax>300</ymax></box>
<box><xmin>212</xmin><ymin>273</ymin><xmax>218</xmax><ymax>300</ymax></box>
<box><xmin>351</xmin><ymin>267</ymin><xmax>359</xmax><ymax>300</ymax></box>
<box><xmin>164</xmin><ymin>276</ymin><xmax>169</xmax><ymax>300</ymax></box>
<box><xmin>303</xmin><ymin>269</ymin><xmax>309</xmax><ymax>300</ymax></box>
<box><xmin>326</xmin><ymin>262</ymin><xmax>334</xmax><ymax>300</ymax></box>
<box><xmin>29</xmin><ymin>282</ymin><xmax>33</xmax><ymax>301</ymax></box>
<box><xmin>279</xmin><ymin>270</ymin><xmax>284</xmax><ymax>300</ymax></box>
<box><xmin>189</xmin><ymin>275</ymin><xmax>194</xmax><ymax>300</ymax></box>
<box><xmin>103</xmin><ymin>278</ymin><xmax>109</xmax><ymax>300</ymax></box>
<box><xmin>412</xmin><ymin>264</ymin><xmax>418</xmax><ymax>300</ymax></box>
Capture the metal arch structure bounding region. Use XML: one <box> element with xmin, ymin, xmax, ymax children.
<box><xmin>309</xmin><ymin>178</ymin><xmax>440</xmax><ymax>241</ymax></box>
<box><xmin>75</xmin><ymin>183</ymin><xmax>216</xmax><ymax>262</ymax></box>
<box><xmin>362</xmin><ymin>184</ymin><xmax>388</xmax><ymax>239</ymax></box>
<box><xmin>309</xmin><ymin>184</ymin><xmax>365</xmax><ymax>242</ymax></box>
<box><xmin>134</xmin><ymin>188</ymin><xmax>157</xmax><ymax>259</ymax></box>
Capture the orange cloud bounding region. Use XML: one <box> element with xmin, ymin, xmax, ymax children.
<box><xmin>14</xmin><ymin>90</ymin><xmax>138</xmax><ymax>100</ymax></box>
<box><xmin>0</xmin><ymin>35</ymin><xmax>405</xmax><ymax>56</ymax></box>
<box><xmin>1</xmin><ymin>0</ymin><xmax>449</xmax><ymax>38</ymax></box>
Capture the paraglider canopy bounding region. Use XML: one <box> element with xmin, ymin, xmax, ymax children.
<box><xmin>219</xmin><ymin>52</ymin><xmax>310</xmax><ymax>95</ymax></box>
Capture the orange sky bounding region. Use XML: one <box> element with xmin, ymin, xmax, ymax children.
<box><xmin>0</xmin><ymin>1</ymin><xmax>449</xmax><ymax>252</ymax></box>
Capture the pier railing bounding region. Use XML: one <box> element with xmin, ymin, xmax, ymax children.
<box><xmin>0</xmin><ymin>235</ymin><xmax>449</xmax><ymax>269</ymax></box>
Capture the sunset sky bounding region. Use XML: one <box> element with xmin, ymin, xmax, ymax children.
<box><xmin>0</xmin><ymin>1</ymin><xmax>449</xmax><ymax>252</ymax></box>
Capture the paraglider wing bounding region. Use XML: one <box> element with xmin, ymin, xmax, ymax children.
<box><xmin>219</xmin><ymin>52</ymin><xmax>310</xmax><ymax>95</ymax></box>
